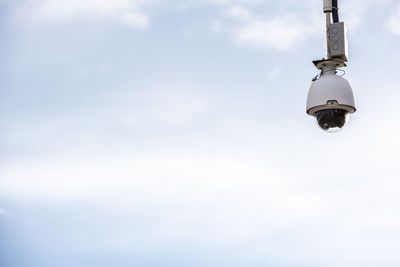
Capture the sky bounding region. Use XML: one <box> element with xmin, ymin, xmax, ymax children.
<box><xmin>1</xmin><ymin>0</ymin><xmax>400</xmax><ymax>266</ymax></box>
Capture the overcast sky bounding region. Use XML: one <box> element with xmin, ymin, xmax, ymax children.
<box><xmin>1</xmin><ymin>0</ymin><xmax>400</xmax><ymax>266</ymax></box>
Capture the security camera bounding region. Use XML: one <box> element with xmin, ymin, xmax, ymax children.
<box><xmin>306</xmin><ymin>0</ymin><xmax>356</xmax><ymax>133</ymax></box>
<box><xmin>307</xmin><ymin>60</ymin><xmax>356</xmax><ymax>133</ymax></box>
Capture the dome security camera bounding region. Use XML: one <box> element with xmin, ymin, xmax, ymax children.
<box><xmin>307</xmin><ymin>60</ymin><xmax>356</xmax><ymax>133</ymax></box>
<box><xmin>306</xmin><ymin>0</ymin><xmax>356</xmax><ymax>133</ymax></box>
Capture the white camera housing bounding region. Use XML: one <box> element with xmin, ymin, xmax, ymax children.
<box><xmin>307</xmin><ymin>60</ymin><xmax>356</xmax><ymax>116</ymax></box>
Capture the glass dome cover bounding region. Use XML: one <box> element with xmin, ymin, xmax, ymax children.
<box><xmin>314</xmin><ymin>109</ymin><xmax>350</xmax><ymax>133</ymax></box>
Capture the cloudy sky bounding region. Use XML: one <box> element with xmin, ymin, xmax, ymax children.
<box><xmin>1</xmin><ymin>0</ymin><xmax>400</xmax><ymax>266</ymax></box>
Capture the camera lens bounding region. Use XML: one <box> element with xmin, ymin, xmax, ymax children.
<box><xmin>314</xmin><ymin>109</ymin><xmax>350</xmax><ymax>133</ymax></box>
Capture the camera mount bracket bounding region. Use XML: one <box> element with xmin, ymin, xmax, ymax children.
<box><xmin>313</xmin><ymin>59</ymin><xmax>346</xmax><ymax>71</ymax></box>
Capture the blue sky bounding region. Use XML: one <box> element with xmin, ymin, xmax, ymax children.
<box><xmin>1</xmin><ymin>0</ymin><xmax>400</xmax><ymax>266</ymax></box>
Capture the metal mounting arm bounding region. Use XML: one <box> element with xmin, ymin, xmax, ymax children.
<box><xmin>321</xmin><ymin>0</ymin><xmax>347</xmax><ymax>61</ymax></box>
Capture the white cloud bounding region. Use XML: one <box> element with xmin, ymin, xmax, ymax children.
<box><xmin>13</xmin><ymin>0</ymin><xmax>151</xmax><ymax>29</ymax></box>
<box><xmin>212</xmin><ymin>5</ymin><xmax>319</xmax><ymax>50</ymax></box>
<box><xmin>208</xmin><ymin>0</ymin><xmax>264</xmax><ymax>5</ymax></box>
<box><xmin>0</xmin><ymin>155</ymin><xmax>283</xmax><ymax>200</ymax></box>
<box><xmin>386</xmin><ymin>5</ymin><xmax>400</xmax><ymax>35</ymax></box>
<box><xmin>3</xmin><ymin>148</ymin><xmax>400</xmax><ymax>265</ymax></box>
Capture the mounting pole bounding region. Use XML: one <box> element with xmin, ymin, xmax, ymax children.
<box><xmin>326</xmin><ymin>13</ymin><xmax>332</xmax><ymax>59</ymax></box>
<box><xmin>313</xmin><ymin>0</ymin><xmax>348</xmax><ymax>69</ymax></box>
<box><xmin>323</xmin><ymin>0</ymin><xmax>333</xmax><ymax>59</ymax></box>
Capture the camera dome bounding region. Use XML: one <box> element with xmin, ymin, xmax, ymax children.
<box><xmin>313</xmin><ymin>109</ymin><xmax>350</xmax><ymax>133</ymax></box>
<box><xmin>306</xmin><ymin>71</ymin><xmax>356</xmax><ymax>115</ymax></box>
